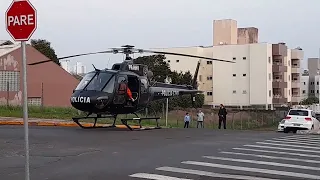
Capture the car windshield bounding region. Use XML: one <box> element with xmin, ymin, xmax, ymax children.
<box><xmin>75</xmin><ymin>72</ymin><xmax>114</xmax><ymax>91</ymax></box>
<box><xmin>288</xmin><ymin>110</ymin><xmax>309</xmax><ymax>116</ymax></box>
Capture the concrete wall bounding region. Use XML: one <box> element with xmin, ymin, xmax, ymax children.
<box><xmin>237</xmin><ymin>27</ymin><xmax>258</xmax><ymax>45</ymax></box>
<box><xmin>300</xmin><ymin>75</ymin><xmax>309</xmax><ymax>100</ymax></box>
<box><xmin>213</xmin><ymin>19</ymin><xmax>238</xmax><ymax>46</ymax></box>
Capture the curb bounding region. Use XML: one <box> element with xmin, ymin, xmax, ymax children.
<box><xmin>0</xmin><ymin>120</ymin><xmax>142</xmax><ymax>129</ymax></box>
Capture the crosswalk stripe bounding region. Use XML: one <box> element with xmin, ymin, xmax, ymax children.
<box><xmin>233</xmin><ymin>147</ymin><xmax>320</xmax><ymax>158</ymax></box>
<box><xmin>220</xmin><ymin>151</ymin><xmax>320</xmax><ymax>164</ymax></box>
<box><xmin>129</xmin><ymin>173</ymin><xmax>192</xmax><ymax>180</ymax></box>
<box><xmin>243</xmin><ymin>144</ymin><xmax>320</xmax><ymax>153</ymax></box>
<box><xmin>181</xmin><ymin>161</ymin><xmax>320</xmax><ymax>179</ymax></box>
<box><xmin>256</xmin><ymin>142</ymin><xmax>320</xmax><ymax>150</ymax></box>
<box><xmin>272</xmin><ymin>138</ymin><xmax>320</xmax><ymax>143</ymax></box>
<box><xmin>265</xmin><ymin>140</ymin><xmax>320</xmax><ymax>146</ymax></box>
<box><xmin>275</xmin><ymin>136</ymin><xmax>320</xmax><ymax>140</ymax></box>
<box><xmin>156</xmin><ymin>166</ymin><xmax>279</xmax><ymax>180</ymax></box>
<box><xmin>203</xmin><ymin>156</ymin><xmax>320</xmax><ymax>171</ymax></box>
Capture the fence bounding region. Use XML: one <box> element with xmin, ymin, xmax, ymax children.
<box><xmin>137</xmin><ymin>107</ymin><xmax>289</xmax><ymax>130</ymax></box>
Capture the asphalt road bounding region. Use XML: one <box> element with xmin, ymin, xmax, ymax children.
<box><xmin>0</xmin><ymin>126</ymin><xmax>319</xmax><ymax>180</ymax></box>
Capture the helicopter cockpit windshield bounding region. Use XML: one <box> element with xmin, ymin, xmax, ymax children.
<box><xmin>75</xmin><ymin>72</ymin><xmax>115</xmax><ymax>91</ymax></box>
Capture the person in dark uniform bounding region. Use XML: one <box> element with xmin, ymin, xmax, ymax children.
<box><xmin>218</xmin><ymin>104</ymin><xmax>227</xmax><ymax>129</ymax></box>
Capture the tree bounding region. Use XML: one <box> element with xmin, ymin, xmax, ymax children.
<box><xmin>133</xmin><ymin>54</ymin><xmax>171</xmax><ymax>82</ymax></box>
<box><xmin>133</xmin><ymin>54</ymin><xmax>204</xmax><ymax>111</ymax></box>
<box><xmin>31</xmin><ymin>39</ymin><xmax>60</xmax><ymax>66</ymax></box>
<box><xmin>300</xmin><ymin>96</ymin><xmax>319</xmax><ymax>105</ymax></box>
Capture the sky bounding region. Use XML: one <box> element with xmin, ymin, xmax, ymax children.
<box><xmin>1</xmin><ymin>0</ymin><xmax>319</xmax><ymax>72</ymax></box>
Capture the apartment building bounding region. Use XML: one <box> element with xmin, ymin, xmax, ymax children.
<box><xmin>154</xmin><ymin>42</ymin><xmax>303</xmax><ymax>107</ymax></box>
<box><xmin>300</xmin><ymin>70</ymin><xmax>310</xmax><ymax>100</ymax></box>
<box><xmin>290</xmin><ymin>47</ymin><xmax>304</xmax><ymax>104</ymax></box>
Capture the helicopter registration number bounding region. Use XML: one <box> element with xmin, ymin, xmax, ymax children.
<box><xmin>161</xmin><ymin>90</ymin><xmax>179</xmax><ymax>96</ymax></box>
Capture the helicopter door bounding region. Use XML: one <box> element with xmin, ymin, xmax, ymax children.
<box><xmin>113</xmin><ymin>76</ymin><xmax>127</xmax><ymax>105</ymax></box>
<box><xmin>139</xmin><ymin>77</ymin><xmax>149</xmax><ymax>105</ymax></box>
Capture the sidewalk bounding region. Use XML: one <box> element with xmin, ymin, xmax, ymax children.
<box><xmin>0</xmin><ymin>117</ymin><xmax>141</xmax><ymax>129</ymax></box>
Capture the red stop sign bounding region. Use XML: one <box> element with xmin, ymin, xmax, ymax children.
<box><xmin>5</xmin><ymin>0</ymin><xmax>37</xmax><ymax>41</ymax></box>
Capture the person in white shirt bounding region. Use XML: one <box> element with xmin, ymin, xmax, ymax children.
<box><xmin>197</xmin><ymin>109</ymin><xmax>205</xmax><ymax>128</ymax></box>
<box><xmin>184</xmin><ymin>112</ymin><xmax>190</xmax><ymax>128</ymax></box>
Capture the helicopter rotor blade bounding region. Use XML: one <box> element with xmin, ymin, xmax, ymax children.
<box><xmin>139</xmin><ymin>49</ymin><xmax>235</xmax><ymax>63</ymax></box>
<box><xmin>28</xmin><ymin>50</ymin><xmax>116</xmax><ymax>66</ymax></box>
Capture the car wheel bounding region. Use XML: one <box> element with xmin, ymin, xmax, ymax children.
<box><xmin>293</xmin><ymin>129</ymin><xmax>297</xmax><ymax>134</ymax></box>
<box><xmin>284</xmin><ymin>128</ymin><xmax>289</xmax><ymax>133</ymax></box>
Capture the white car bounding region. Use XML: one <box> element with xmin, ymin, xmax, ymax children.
<box><xmin>283</xmin><ymin>109</ymin><xmax>320</xmax><ymax>133</ymax></box>
<box><xmin>277</xmin><ymin>119</ymin><xmax>285</xmax><ymax>132</ymax></box>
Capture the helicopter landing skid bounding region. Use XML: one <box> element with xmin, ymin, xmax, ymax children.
<box><xmin>120</xmin><ymin>116</ymin><xmax>162</xmax><ymax>131</ymax></box>
<box><xmin>72</xmin><ymin>114</ymin><xmax>117</xmax><ymax>129</ymax></box>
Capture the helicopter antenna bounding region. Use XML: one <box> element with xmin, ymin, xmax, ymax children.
<box><xmin>92</xmin><ymin>64</ymin><xmax>100</xmax><ymax>71</ymax></box>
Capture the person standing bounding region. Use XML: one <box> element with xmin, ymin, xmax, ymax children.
<box><xmin>184</xmin><ymin>112</ymin><xmax>190</xmax><ymax>128</ymax></box>
<box><xmin>197</xmin><ymin>109</ymin><xmax>205</xmax><ymax>128</ymax></box>
<box><xmin>218</xmin><ymin>104</ymin><xmax>227</xmax><ymax>129</ymax></box>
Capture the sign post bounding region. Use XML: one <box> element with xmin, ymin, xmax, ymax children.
<box><xmin>5</xmin><ymin>1</ymin><xmax>37</xmax><ymax>180</ymax></box>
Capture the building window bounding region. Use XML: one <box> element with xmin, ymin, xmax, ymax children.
<box><xmin>28</xmin><ymin>97</ymin><xmax>42</xmax><ymax>106</ymax></box>
<box><xmin>269</xmin><ymin>73</ymin><xmax>271</xmax><ymax>80</ymax></box>
<box><xmin>303</xmin><ymin>90</ymin><xmax>306</xmax><ymax>94</ymax></box>
<box><xmin>311</xmin><ymin>82</ymin><xmax>314</xmax><ymax>85</ymax></box>
<box><xmin>242</xmin><ymin>90</ymin><xmax>247</xmax><ymax>94</ymax></box>
<box><xmin>288</xmin><ymin>60</ymin><xmax>290</xmax><ymax>66</ymax></box>
<box><xmin>233</xmin><ymin>74</ymin><xmax>236</xmax><ymax>77</ymax></box>
<box><xmin>167</xmin><ymin>60</ymin><xmax>170</xmax><ymax>63</ymax></box>
<box><xmin>243</xmin><ymin>74</ymin><xmax>246</xmax><ymax>77</ymax></box>
<box><xmin>317</xmin><ymin>82</ymin><xmax>319</xmax><ymax>85</ymax></box>
<box><xmin>207</xmin><ymin>76</ymin><xmax>212</xmax><ymax>80</ymax></box>
<box><xmin>311</xmin><ymin>90</ymin><xmax>315</xmax><ymax>93</ymax></box>
<box><xmin>268</xmin><ymin>57</ymin><xmax>271</xmax><ymax>63</ymax></box>
<box><xmin>304</xmin><ymin>82</ymin><xmax>306</xmax><ymax>85</ymax></box>
<box><xmin>243</xmin><ymin>57</ymin><xmax>246</xmax><ymax>60</ymax></box>
<box><xmin>232</xmin><ymin>90</ymin><xmax>236</xmax><ymax>94</ymax></box>
<box><xmin>176</xmin><ymin>60</ymin><xmax>179</xmax><ymax>62</ymax></box>
<box><xmin>207</xmin><ymin>61</ymin><xmax>212</xmax><ymax>64</ymax></box>
<box><xmin>269</xmin><ymin>90</ymin><xmax>271</xmax><ymax>97</ymax></box>
<box><xmin>199</xmin><ymin>75</ymin><xmax>202</xmax><ymax>82</ymax></box>
<box><xmin>288</xmin><ymin>75</ymin><xmax>290</xmax><ymax>81</ymax></box>
<box><xmin>207</xmin><ymin>92</ymin><xmax>212</xmax><ymax>96</ymax></box>
<box><xmin>233</xmin><ymin>57</ymin><xmax>236</xmax><ymax>60</ymax></box>
<box><xmin>0</xmin><ymin>71</ymin><xmax>20</xmax><ymax>91</ymax></box>
<box><xmin>289</xmin><ymin>90</ymin><xmax>290</xmax><ymax>95</ymax></box>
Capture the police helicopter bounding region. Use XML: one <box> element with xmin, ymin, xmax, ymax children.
<box><xmin>29</xmin><ymin>45</ymin><xmax>234</xmax><ymax>130</ymax></box>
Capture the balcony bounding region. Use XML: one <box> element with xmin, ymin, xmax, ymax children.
<box><xmin>291</xmin><ymin>66</ymin><xmax>300</xmax><ymax>73</ymax></box>
<box><xmin>273</xmin><ymin>95</ymin><xmax>288</xmax><ymax>104</ymax></box>
<box><xmin>273</xmin><ymin>79</ymin><xmax>287</xmax><ymax>88</ymax></box>
<box><xmin>272</xmin><ymin>43</ymin><xmax>287</xmax><ymax>56</ymax></box>
<box><xmin>272</xmin><ymin>64</ymin><xmax>287</xmax><ymax>72</ymax></box>
<box><xmin>291</xmin><ymin>80</ymin><xmax>300</xmax><ymax>88</ymax></box>
<box><xmin>291</xmin><ymin>49</ymin><xmax>303</xmax><ymax>60</ymax></box>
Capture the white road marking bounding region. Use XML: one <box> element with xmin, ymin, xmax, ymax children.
<box><xmin>243</xmin><ymin>144</ymin><xmax>320</xmax><ymax>153</ymax></box>
<box><xmin>156</xmin><ymin>166</ymin><xmax>279</xmax><ymax>180</ymax></box>
<box><xmin>129</xmin><ymin>173</ymin><xmax>192</xmax><ymax>180</ymax></box>
<box><xmin>203</xmin><ymin>156</ymin><xmax>320</xmax><ymax>171</ymax></box>
<box><xmin>275</xmin><ymin>136</ymin><xmax>320</xmax><ymax>140</ymax></box>
<box><xmin>265</xmin><ymin>139</ymin><xmax>320</xmax><ymax>146</ymax></box>
<box><xmin>256</xmin><ymin>142</ymin><xmax>320</xmax><ymax>150</ymax></box>
<box><xmin>220</xmin><ymin>151</ymin><xmax>320</xmax><ymax>164</ymax></box>
<box><xmin>272</xmin><ymin>138</ymin><xmax>320</xmax><ymax>144</ymax></box>
<box><xmin>181</xmin><ymin>161</ymin><xmax>320</xmax><ymax>179</ymax></box>
<box><xmin>233</xmin><ymin>147</ymin><xmax>320</xmax><ymax>158</ymax></box>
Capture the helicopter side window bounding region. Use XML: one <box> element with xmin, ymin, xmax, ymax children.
<box><xmin>75</xmin><ymin>72</ymin><xmax>95</xmax><ymax>90</ymax></box>
<box><xmin>102</xmin><ymin>76</ymin><xmax>115</xmax><ymax>93</ymax></box>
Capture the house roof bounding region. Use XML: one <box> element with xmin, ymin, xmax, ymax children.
<box><xmin>0</xmin><ymin>40</ymin><xmax>21</xmax><ymax>58</ymax></box>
